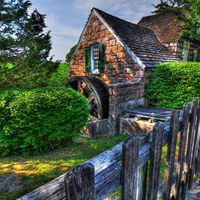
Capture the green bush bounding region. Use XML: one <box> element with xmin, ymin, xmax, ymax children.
<box><xmin>47</xmin><ymin>63</ymin><xmax>69</xmax><ymax>87</ymax></box>
<box><xmin>146</xmin><ymin>62</ymin><xmax>200</xmax><ymax>108</ymax></box>
<box><xmin>0</xmin><ymin>88</ymin><xmax>90</xmax><ymax>156</ymax></box>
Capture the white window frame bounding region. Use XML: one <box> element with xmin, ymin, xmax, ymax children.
<box><xmin>90</xmin><ymin>44</ymin><xmax>100</xmax><ymax>74</ymax></box>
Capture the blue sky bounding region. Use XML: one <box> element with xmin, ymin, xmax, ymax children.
<box><xmin>30</xmin><ymin>0</ymin><xmax>160</xmax><ymax>61</ymax></box>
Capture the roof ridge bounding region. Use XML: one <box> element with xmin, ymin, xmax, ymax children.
<box><xmin>95</xmin><ymin>7</ymin><xmax>161</xmax><ymax>38</ymax></box>
<box><xmin>93</xmin><ymin>7</ymin><xmax>145</xmax><ymax>29</ymax></box>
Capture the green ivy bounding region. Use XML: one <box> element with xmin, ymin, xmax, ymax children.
<box><xmin>146</xmin><ymin>62</ymin><xmax>200</xmax><ymax>108</ymax></box>
<box><xmin>0</xmin><ymin>88</ymin><xmax>90</xmax><ymax>156</ymax></box>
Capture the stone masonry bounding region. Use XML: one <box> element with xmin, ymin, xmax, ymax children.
<box><xmin>70</xmin><ymin>15</ymin><xmax>151</xmax><ymax>135</ymax></box>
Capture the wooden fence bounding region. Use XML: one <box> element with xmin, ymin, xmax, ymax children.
<box><xmin>18</xmin><ymin>99</ymin><xmax>200</xmax><ymax>200</ymax></box>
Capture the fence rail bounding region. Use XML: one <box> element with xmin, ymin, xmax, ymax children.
<box><xmin>18</xmin><ymin>99</ymin><xmax>200</xmax><ymax>200</ymax></box>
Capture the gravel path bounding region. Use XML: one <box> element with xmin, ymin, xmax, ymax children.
<box><xmin>186</xmin><ymin>182</ymin><xmax>200</xmax><ymax>200</ymax></box>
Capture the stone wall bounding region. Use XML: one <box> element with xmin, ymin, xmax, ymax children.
<box><xmin>70</xmin><ymin>15</ymin><xmax>151</xmax><ymax>135</ymax></box>
<box><xmin>108</xmin><ymin>97</ymin><xmax>146</xmax><ymax>134</ymax></box>
<box><xmin>70</xmin><ymin>15</ymin><xmax>146</xmax><ymax>86</ymax></box>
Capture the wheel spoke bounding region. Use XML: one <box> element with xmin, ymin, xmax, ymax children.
<box><xmin>89</xmin><ymin>98</ymin><xmax>98</xmax><ymax>118</ymax></box>
<box><xmin>77</xmin><ymin>80</ymin><xmax>81</xmax><ymax>92</ymax></box>
<box><xmin>87</xmin><ymin>93</ymin><xmax>94</xmax><ymax>102</ymax></box>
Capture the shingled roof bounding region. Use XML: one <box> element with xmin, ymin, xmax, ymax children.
<box><xmin>137</xmin><ymin>13</ymin><xmax>183</xmax><ymax>43</ymax></box>
<box><xmin>75</xmin><ymin>8</ymin><xmax>179</xmax><ymax>70</ymax></box>
<box><xmin>93</xmin><ymin>8</ymin><xmax>179</xmax><ymax>69</ymax></box>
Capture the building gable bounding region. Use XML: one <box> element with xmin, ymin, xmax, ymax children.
<box><xmin>138</xmin><ymin>12</ymin><xmax>200</xmax><ymax>61</ymax></box>
<box><xmin>71</xmin><ymin>8</ymin><xmax>178</xmax><ymax>72</ymax></box>
<box><xmin>138</xmin><ymin>13</ymin><xmax>183</xmax><ymax>43</ymax></box>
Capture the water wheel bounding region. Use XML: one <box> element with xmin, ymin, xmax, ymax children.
<box><xmin>67</xmin><ymin>76</ymin><xmax>109</xmax><ymax>119</ymax></box>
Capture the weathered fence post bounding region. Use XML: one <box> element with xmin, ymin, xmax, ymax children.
<box><xmin>185</xmin><ymin>99</ymin><xmax>198</xmax><ymax>192</ymax></box>
<box><xmin>64</xmin><ymin>163</ymin><xmax>95</xmax><ymax>200</ymax></box>
<box><xmin>197</xmin><ymin>140</ymin><xmax>200</xmax><ymax>177</ymax></box>
<box><xmin>174</xmin><ymin>99</ymin><xmax>198</xmax><ymax>200</ymax></box>
<box><xmin>121</xmin><ymin>136</ymin><xmax>139</xmax><ymax>200</ymax></box>
<box><xmin>147</xmin><ymin>121</ymin><xmax>164</xmax><ymax>200</ymax></box>
<box><xmin>163</xmin><ymin>110</ymin><xmax>180</xmax><ymax>200</ymax></box>
<box><xmin>173</xmin><ymin>103</ymin><xmax>191</xmax><ymax>200</ymax></box>
<box><xmin>190</xmin><ymin>99</ymin><xmax>200</xmax><ymax>184</ymax></box>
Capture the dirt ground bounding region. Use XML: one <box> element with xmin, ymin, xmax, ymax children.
<box><xmin>0</xmin><ymin>173</ymin><xmax>25</xmax><ymax>195</ymax></box>
<box><xmin>186</xmin><ymin>181</ymin><xmax>200</xmax><ymax>200</ymax></box>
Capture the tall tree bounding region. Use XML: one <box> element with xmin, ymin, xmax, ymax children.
<box><xmin>152</xmin><ymin>0</ymin><xmax>200</xmax><ymax>39</ymax></box>
<box><xmin>0</xmin><ymin>0</ymin><xmax>59</xmax><ymax>88</ymax></box>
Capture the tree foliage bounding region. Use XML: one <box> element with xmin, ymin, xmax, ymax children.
<box><xmin>0</xmin><ymin>0</ymin><xmax>59</xmax><ymax>88</ymax></box>
<box><xmin>66</xmin><ymin>44</ymin><xmax>77</xmax><ymax>63</ymax></box>
<box><xmin>48</xmin><ymin>63</ymin><xmax>69</xmax><ymax>87</ymax></box>
<box><xmin>152</xmin><ymin>0</ymin><xmax>200</xmax><ymax>39</ymax></box>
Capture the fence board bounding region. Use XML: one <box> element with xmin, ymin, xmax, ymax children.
<box><xmin>17</xmin><ymin>173</ymin><xmax>66</xmax><ymax>200</ymax></box>
<box><xmin>197</xmin><ymin>140</ymin><xmax>200</xmax><ymax>178</ymax></box>
<box><xmin>64</xmin><ymin>163</ymin><xmax>95</xmax><ymax>200</ymax></box>
<box><xmin>86</xmin><ymin>142</ymin><xmax>123</xmax><ymax>175</ymax></box>
<box><xmin>185</xmin><ymin>99</ymin><xmax>198</xmax><ymax>193</ymax></box>
<box><xmin>137</xmin><ymin>164</ymin><xmax>148</xmax><ymax>200</ymax></box>
<box><xmin>147</xmin><ymin>122</ymin><xmax>164</xmax><ymax>200</ymax></box>
<box><xmin>95</xmin><ymin>162</ymin><xmax>121</xmax><ymax>200</ymax></box>
<box><xmin>187</xmin><ymin>99</ymin><xmax>198</xmax><ymax>189</ymax></box>
<box><xmin>173</xmin><ymin>103</ymin><xmax>191</xmax><ymax>200</ymax></box>
<box><xmin>163</xmin><ymin>111</ymin><xmax>180</xmax><ymax>200</ymax></box>
<box><xmin>190</xmin><ymin>99</ymin><xmax>200</xmax><ymax>183</ymax></box>
<box><xmin>122</xmin><ymin>136</ymin><xmax>139</xmax><ymax>200</ymax></box>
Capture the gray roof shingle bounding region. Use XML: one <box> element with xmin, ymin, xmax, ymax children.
<box><xmin>138</xmin><ymin>13</ymin><xmax>183</xmax><ymax>43</ymax></box>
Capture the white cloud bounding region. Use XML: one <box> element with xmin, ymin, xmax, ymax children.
<box><xmin>45</xmin><ymin>13</ymin><xmax>82</xmax><ymax>37</ymax></box>
<box><xmin>73</xmin><ymin>0</ymin><xmax>160</xmax><ymax>23</ymax></box>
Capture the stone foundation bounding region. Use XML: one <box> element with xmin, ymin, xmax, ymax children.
<box><xmin>108</xmin><ymin>97</ymin><xmax>146</xmax><ymax>135</ymax></box>
<box><xmin>83</xmin><ymin>97</ymin><xmax>146</xmax><ymax>137</ymax></box>
<box><xmin>119</xmin><ymin>117</ymin><xmax>155</xmax><ymax>136</ymax></box>
<box><xmin>83</xmin><ymin>118</ymin><xmax>109</xmax><ymax>137</ymax></box>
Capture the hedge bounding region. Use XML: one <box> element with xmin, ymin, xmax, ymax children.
<box><xmin>0</xmin><ymin>87</ymin><xmax>90</xmax><ymax>156</ymax></box>
<box><xmin>146</xmin><ymin>62</ymin><xmax>200</xmax><ymax>108</ymax></box>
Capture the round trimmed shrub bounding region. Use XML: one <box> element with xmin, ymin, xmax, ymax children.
<box><xmin>0</xmin><ymin>88</ymin><xmax>90</xmax><ymax>156</ymax></box>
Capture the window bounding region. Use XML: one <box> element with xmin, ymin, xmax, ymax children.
<box><xmin>182</xmin><ymin>41</ymin><xmax>190</xmax><ymax>61</ymax></box>
<box><xmin>85</xmin><ymin>43</ymin><xmax>104</xmax><ymax>73</ymax></box>
<box><xmin>91</xmin><ymin>44</ymin><xmax>99</xmax><ymax>73</ymax></box>
<box><xmin>193</xmin><ymin>50</ymin><xmax>198</xmax><ymax>61</ymax></box>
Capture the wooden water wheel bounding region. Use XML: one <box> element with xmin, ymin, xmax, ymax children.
<box><xmin>67</xmin><ymin>76</ymin><xmax>109</xmax><ymax>119</ymax></box>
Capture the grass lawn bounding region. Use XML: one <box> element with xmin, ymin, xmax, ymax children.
<box><xmin>0</xmin><ymin>135</ymin><xmax>128</xmax><ymax>200</ymax></box>
<box><xmin>0</xmin><ymin>133</ymin><xmax>199</xmax><ymax>200</ymax></box>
